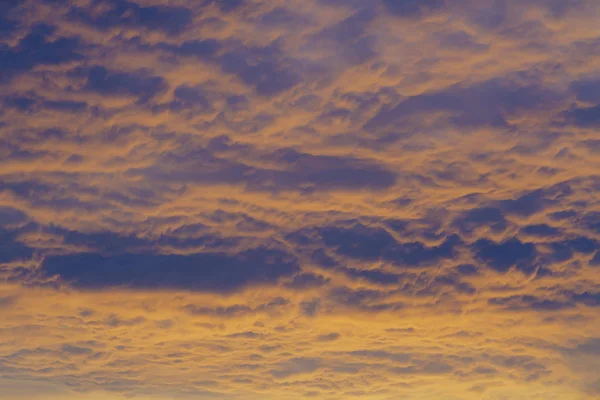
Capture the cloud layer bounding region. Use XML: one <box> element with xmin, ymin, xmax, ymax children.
<box><xmin>1</xmin><ymin>0</ymin><xmax>600</xmax><ymax>399</ymax></box>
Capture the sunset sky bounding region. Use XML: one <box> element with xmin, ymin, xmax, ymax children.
<box><xmin>1</xmin><ymin>0</ymin><xmax>600</xmax><ymax>399</ymax></box>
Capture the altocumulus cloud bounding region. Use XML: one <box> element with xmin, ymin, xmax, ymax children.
<box><xmin>0</xmin><ymin>0</ymin><xmax>600</xmax><ymax>399</ymax></box>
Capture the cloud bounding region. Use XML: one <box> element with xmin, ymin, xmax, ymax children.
<box><xmin>0</xmin><ymin>295</ymin><xmax>17</xmax><ymax>307</ymax></box>
<box><xmin>40</xmin><ymin>249</ymin><xmax>299</xmax><ymax>292</ymax></box>
<box><xmin>1</xmin><ymin>0</ymin><xmax>600</xmax><ymax>399</ymax></box>
<box><xmin>226</xmin><ymin>330</ymin><xmax>262</xmax><ymax>339</ymax></box>
<box><xmin>105</xmin><ymin>314</ymin><xmax>146</xmax><ymax>327</ymax></box>
<box><xmin>365</xmin><ymin>78</ymin><xmax>563</xmax><ymax>131</ymax></box>
<box><xmin>0</xmin><ymin>227</ymin><xmax>34</xmax><ymax>264</ymax></box>
<box><xmin>472</xmin><ymin>237</ymin><xmax>537</xmax><ymax>274</ymax></box>
<box><xmin>338</xmin><ymin>267</ymin><xmax>404</xmax><ymax>285</ymax></box>
<box><xmin>453</xmin><ymin>207</ymin><xmax>507</xmax><ymax>234</ymax></box>
<box><xmin>437</xmin><ymin>30</ymin><xmax>489</xmax><ymax>52</ymax></box>
<box><xmin>210</xmin><ymin>0</ymin><xmax>246</xmax><ymax>13</ymax></box>
<box><xmin>270</xmin><ymin>357</ymin><xmax>322</xmax><ymax>379</ymax></box>
<box><xmin>380</xmin><ymin>0</ymin><xmax>445</xmax><ymax>18</ymax></box>
<box><xmin>128</xmin><ymin>145</ymin><xmax>397</xmax><ymax>193</ymax></box>
<box><xmin>218</xmin><ymin>42</ymin><xmax>303</xmax><ymax>96</ymax></box>
<box><xmin>0</xmin><ymin>0</ymin><xmax>22</xmax><ymax>38</ymax></box>
<box><xmin>0</xmin><ymin>23</ymin><xmax>82</xmax><ymax>83</ymax></box>
<box><xmin>170</xmin><ymin>84</ymin><xmax>213</xmax><ymax>111</ymax></box>
<box><xmin>0</xmin><ymin>206</ymin><xmax>28</xmax><ymax>226</ymax></box>
<box><xmin>548</xmin><ymin>237</ymin><xmax>598</xmax><ymax>262</ymax></box>
<box><xmin>71</xmin><ymin>66</ymin><xmax>167</xmax><ymax>103</ymax></box>
<box><xmin>570</xmin><ymin>77</ymin><xmax>600</xmax><ymax>103</ymax></box>
<box><xmin>284</xmin><ymin>273</ymin><xmax>330</xmax><ymax>290</ymax></box>
<box><xmin>2</xmin><ymin>93</ymin><xmax>88</xmax><ymax>114</ymax></box>
<box><xmin>183</xmin><ymin>297</ymin><xmax>289</xmax><ymax>317</ymax></box>
<box><xmin>454</xmin><ymin>264</ymin><xmax>479</xmax><ymax>275</ymax></box>
<box><xmin>327</xmin><ymin>286</ymin><xmax>404</xmax><ymax>312</ymax></box>
<box><xmin>563</xmin><ymin>104</ymin><xmax>600</xmax><ymax>127</ymax></box>
<box><xmin>60</xmin><ymin>344</ymin><xmax>93</xmax><ymax>355</ymax></box>
<box><xmin>156</xmin><ymin>39</ymin><xmax>220</xmax><ymax>59</ymax></box>
<box><xmin>497</xmin><ymin>184</ymin><xmax>572</xmax><ymax>216</ymax></box>
<box><xmin>67</xmin><ymin>0</ymin><xmax>193</xmax><ymax>34</ymax></box>
<box><xmin>310</xmin><ymin>8</ymin><xmax>378</xmax><ymax>65</ymax></box>
<box><xmin>313</xmin><ymin>223</ymin><xmax>460</xmax><ymax>267</ymax></box>
<box><xmin>489</xmin><ymin>291</ymin><xmax>600</xmax><ymax>311</ymax></box>
<box><xmin>520</xmin><ymin>224</ymin><xmax>561</xmax><ymax>237</ymax></box>
<box><xmin>488</xmin><ymin>294</ymin><xmax>574</xmax><ymax>311</ymax></box>
<box><xmin>316</xmin><ymin>333</ymin><xmax>340</xmax><ymax>342</ymax></box>
<box><xmin>299</xmin><ymin>298</ymin><xmax>321</xmax><ymax>317</ymax></box>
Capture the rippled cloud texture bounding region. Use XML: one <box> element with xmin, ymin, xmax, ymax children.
<box><xmin>1</xmin><ymin>0</ymin><xmax>600</xmax><ymax>399</ymax></box>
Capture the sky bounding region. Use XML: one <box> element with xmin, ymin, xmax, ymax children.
<box><xmin>0</xmin><ymin>0</ymin><xmax>600</xmax><ymax>399</ymax></box>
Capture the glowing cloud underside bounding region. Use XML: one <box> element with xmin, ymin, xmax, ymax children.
<box><xmin>1</xmin><ymin>0</ymin><xmax>599</xmax><ymax>399</ymax></box>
